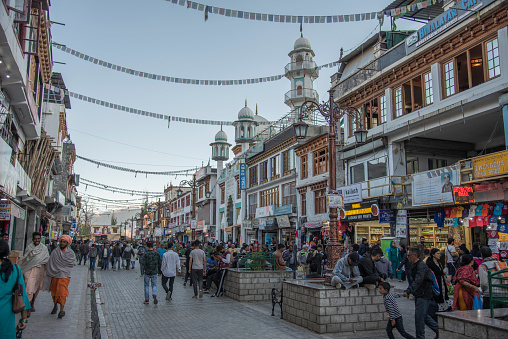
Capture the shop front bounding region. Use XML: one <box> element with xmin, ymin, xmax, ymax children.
<box><xmin>302</xmin><ymin>221</ymin><xmax>324</xmax><ymax>247</ymax></box>
<box><xmin>275</xmin><ymin>204</ymin><xmax>296</xmax><ymax>246</ymax></box>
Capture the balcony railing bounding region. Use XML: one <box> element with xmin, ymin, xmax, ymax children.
<box><xmin>285</xmin><ymin>61</ymin><xmax>319</xmax><ymax>76</ymax></box>
<box><xmin>284</xmin><ymin>88</ymin><xmax>319</xmax><ymax>104</ymax></box>
<box><xmin>358</xmin><ymin>175</ymin><xmax>411</xmax><ymax>199</ymax></box>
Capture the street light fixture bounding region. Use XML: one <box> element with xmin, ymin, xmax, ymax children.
<box><xmin>299</xmin><ymin>89</ymin><xmax>367</xmax><ymax>285</ymax></box>
<box><xmin>205</xmin><ymin>191</ymin><xmax>211</xmax><ymax>199</ymax></box>
<box><xmin>176</xmin><ymin>188</ymin><xmax>183</xmax><ymax>197</ymax></box>
<box><xmin>180</xmin><ymin>174</ymin><xmax>198</xmax><ymax>240</ymax></box>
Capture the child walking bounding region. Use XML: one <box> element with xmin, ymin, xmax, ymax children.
<box><xmin>379</xmin><ymin>282</ymin><xmax>415</xmax><ymax>339</ymax></box>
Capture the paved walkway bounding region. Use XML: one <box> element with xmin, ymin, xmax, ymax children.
<box><xmin>18</xmin><ymin>263</ymin><xmax>90</xmax><ymax>339</ymax></box>
<box><xmin>94</xmin><ymin>264</ymin><xmax>441</xmax><ymax>339</ymax></box>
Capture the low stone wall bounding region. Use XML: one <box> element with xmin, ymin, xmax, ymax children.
<box><xmin>437</xmin><ymin>308</ymin><xmax>508</xmax><ymax>338</ymax></box>
<box><xmin>282</xmin><ymin>280</ymin><xmax>387</xmax><ymax>334</ymax></box>
<box><xmin>223</xmin><ymin>268</ymin><xmax>293</xmax><ymax>302</ymax></box>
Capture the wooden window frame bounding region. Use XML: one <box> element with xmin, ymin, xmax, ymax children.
<box><xmin>314</xmin><ymin>188</ymin><xmax>327</xmax><ymax>215</ymax></box>
<box><xmin>301</xmin><ymin>193</ymin><xmax>307</xmax><ymax>216</ymax></box>
<box><xmin>486</xmin><ymin>37</ymin><xmax>501</xmax><ymax>80</ymax></box>
<box><xmin>282</xmin><ymin>150</ymin><xmax>290</xmax><ymax>175</ymax></box>
<box><xmin>249</xmin><ymin>166</ymin><xmax>258</xmax><ymax>187</ymax></box>
<box><xmin>260</xmin><ymin>160</ymin><xmax>268</xmax><ymax>183</ymax></box>
<box><xmin>442</xmin><ymin>59</ymin><xmax>456</xmax><ymax>98</ymax></box>
<box><xmin>313</xmin><ymin>148</ymin><xmax>329</xmax><ymax>176</ymax></box>
<box><xmin>301</xmin><ymin>154</ymin><xmax>308</xmax><ymax>179</ymax></box>
<box><xmin>394</xmin><ymin>87</ymin><xmax>403</xmax><ymax>118</ymax></box>
<box><xmin>282</xmin><ymin>182</ymin><xmax>296</xmax><ymax>207</ymax></box>
<box><xmin>260</xmin><ymin>187</ymin><xmax>279</xmax><ymax>207</ymax></box>
<box><xmin>423</xmin><ymin>71</ymin><xmax>434</xmax><ymax>106</ymax></box>
<box><xmin>249</xmin><ymin>193</ymin><xmax>257</xmax><ymax>219</ymax></box>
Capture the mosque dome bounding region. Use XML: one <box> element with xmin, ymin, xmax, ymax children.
<box><xmin>238</xmin><ymin>105</ymin><xmax>254</xmax><ymax>121</ymax></box>
<box><xmin>214</xmin><ymin>130</ymin><xmax>228</xmax><ymax>142</ymax></box>
<box><xmin>294</xmin><ymin>36</ymin><xmax>312</xmax><ymax>50</ymax></box>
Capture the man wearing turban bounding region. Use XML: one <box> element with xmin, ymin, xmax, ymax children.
<box><xmin>42</xmin><ymin>234</ymin><xmax>75</xmax><ymax>318</ymax></box>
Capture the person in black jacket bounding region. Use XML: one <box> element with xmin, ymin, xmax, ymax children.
<box><xmin>358</xmin><ymin>238</ymin><xmax>368</xmax><ymax>256</ymax></box>
<box><xmin>403</xmin><ymin>247</ymin><xmax>439</xmax><ymax>339</ymax></box>
<box><xmin>358</xmin><ymin>247</ymin><xmax>384</xmax><ymax>289</ymax></box>
<box><xmin>306</xmin><ymin>245</ymin><xmax>323</xmax><ymax>275</ymax></box>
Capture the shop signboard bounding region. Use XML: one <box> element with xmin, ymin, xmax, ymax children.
<box><xmin>190</xmin><ymin>219</ymin><xmax>197</xmax><ymax>230</ymax></box>
<box><xmin>454</xmin><ymin>186</ymin><xmax>474</xmax><ymax>204</ymax></box>
<box><xmin>242</xmin><ymin>219</ymin><xmax>252</xmax><ymax>230</ymax></box>
<box><xmin>0</xmin><ymin>202</ymin><xmax>10</xmax><ymax>221</ymax></box>
<box><xmin>406</xmin><ymin>0</ymin><xmax>496</xmax><ymax>54</ymax></box>
<box><xmin>395</xmin><ymin>210</ymin><xmax>407</xmax><ymax>238</ymax></box>
<box><xmin>274</xmin><ymin>204</ymin><xmax>292</xmax><ymax>216</ymax></box>
<box><xmin>379</xmin><ymin>209</ymin><xmax>396</xmax><ymax>223</ymax></box>
<box><xmin>255</xmin><ymin>205</ymin><xmax>274</xmax><ymax>218</ymax></box>
<box><xmin>239</xmin><ymin>163</ymin><xmax>247</xmax><ymax>190</ymax></box>
<box><xmin>252</xmin><ymin>219</ymin><xmax>259</xmax><ymax>229</ymax></box>
<box><xmin>412</xmin><ymin>165</ymin><xmax>459</xmax><ymax>206</ymax></box>
<box><xmin>265</xmin><ymin>218</ymin><xmax>277</xmax><ymax>231</ymax></box>
<box><xmin>327</xmin><ymin>195</ymin><xmax>344</xmax><ymax>209</ymax></box>
<box><xmin>276</xmin><ymin>215</ymin><xmax>291</xmax><ymax>229</ymax></box>
<box><xmin>472</xmin><ymin>150</ymin><xmax>508</xmax><ymax>180</ymax></box>
<box><xmin>336</xmin><ymin>184</ymin><xmax>362</xmax><ymax>204</ymax></box>
<box><xmin>340</xmin><ymin>199</ymin><xmax>380</xmax><ymax>222</ymax></box>
<box><xmin>258</xmin><ymin>218</ymin><xmax>266</xmax><ymax>230</ymax></box>
<box><xmin>196</xmin><ymin>220</ymin><xmax>204</xmax><ymax>231</ymax></box>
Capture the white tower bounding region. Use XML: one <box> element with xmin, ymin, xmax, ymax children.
<box><xmin>284</xmin><ymin>35</ymin><xmax>319</xmax><ymax>120</ymax></box>
<box><xmin>210</xmin><ymin>126</ymin><xmax>231</xmax><ymax>243</ymax></box>
<box><xmin>234</xmin><ymin>100</ymin><xmax>256</xmax><ymax>152</ymax></box>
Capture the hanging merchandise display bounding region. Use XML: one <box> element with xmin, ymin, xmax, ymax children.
<box><xmin>76</xmin><ymin>155</ymin><xmax>199</xmax><ymax>176</ymax></box>
<box><xmin>53</xmin><ymin>44</ymin><xmax>339</xmax><ymax>86</ymax></box>
<box><xmin>166</xmin><ymin>0</ymin><xmax>379</xmax><ymax>24</ymax></box>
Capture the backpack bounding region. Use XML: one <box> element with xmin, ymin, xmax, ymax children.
<box><xmin>428</xmin><ymin>269</ymin><xmax>441</xmax><ymax>296</ymax></box>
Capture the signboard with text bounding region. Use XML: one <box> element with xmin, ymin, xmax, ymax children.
<box><xmin>412</xmin><ymin>165</ymin><xmax>458</xmax><ymax>206</ymax></box>
<box><xmin>396</xmin><ymin>210</ymin><xmax>407</xmax><ymax>238</ymax></box>
<box><xmin>379</xmin><ymin>209</ymin><xmax>396</xmax><ymax>224</ymax></box>
<box><xmin>340</xmin><ymin>199</ymin><xmax>379</xmax><ymax>222</ymax></box>
<box><xmin>336</xmin><ymin>184</ymin><xmax>362</xmax><ymax>204</ymax></box>
<box><xmin>239</xmin><ymin>163</ymin><xmax>247</xmax><ymax>190</ymax></box>
<box><xmin>454</xmin><ymin>186</ymin><xmax>474</xmax><ymax>204</ymax></box>
<box><xmin>0</xmin><ymin>202</ymin><xmax>10</xmax><ymax>221</ymax></box>
<box><xmin>255</xmin><ymin>205</ymin><xmax>274</xmax><ymax>218</ymax></box>
<box><xmin>472</xmin><ymin>150</ymin><xmax>508</xmax><ymax>180</ymax></box>
<box><xmin>406</xmin><ymin>0</ymin><xmax>496</xmax><ymax>54</ymax></box>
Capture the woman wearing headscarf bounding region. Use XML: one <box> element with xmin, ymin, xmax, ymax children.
<box><xmin>42</xmin><ymin>234</ymin><xmax>75</xmax><ymax>318</ymax></box>
<box><xmin>426</xmin><ymin>248</ymin><xmax>451</xmax><ymax>312</ymax></box>
<box><xmin>0</xmin><ymin>239</ymin><xmax>31</xmax><ymax>337</ymax></box>
<box><xmin>387</xmin><ymin>241</ymin><xmax>401</xmax><ymax>281</ymax></box>
<box><xmin>452</xmin><ymin>254</ymin><xmax>480</xmax><ymax>311</ymax></box>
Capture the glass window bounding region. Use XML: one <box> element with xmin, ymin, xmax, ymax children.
<box><xmin>424</xmin><ymin>72</ymin><xmax>433</xmax><ymax>105</ymax></box>
<box><xmin>394</xmin><ymin>87</ymin><xmax>403</xmax><ymax>117</ymax></box>
<box><xmin>314</xmin><ymin>189</ymin><xmax>327</xmax><ymax>214</ymax></box>
<box><xmin>444</xmin><ymin>61</ymin><xmax>455</xmax><ymax>97</ymax></box>
<box><xmin>313</xmin><ymin>148</ymin><xmax>329</xmax><ymax>175</ymax></box>
<box><xmin>282</xmin><ymin>182</ymin><xmax>296</xmax><ymax>207</ymax></box>
<box><xmin>350</xmin><ymin>163</ymin><xmax>365</xmax><ymax>184</ymax></box>
<box><xmin>379</xmin><ymin>96</ymin><xmax>386</xmax><ymax>124</ymax></box>
<box><xmin>301</xmin><ymin>193</ymin><xmax>307</xmax><ymax>216</ymax></box>
<box><xmin>260</xmin><ymin>187</ymin><xmax>279</xmax><ymax>207</ymax></box>
<box><xmin>368</xmin><ymin>157</ymin><xmax>387</xmax><ymax>180</ymax></box>
<box><xmin>301</xmin><ymin>155</ymin><xmax>308</xmax><ymax>179</ymax></box>
<box><xmin>406</xmin><ymin>157</ymin><xmax>419</xmax><ymax>175</ymax></box>
<box><xmin>248</xmin><ymin>193</ymin><xmax>257</xmax><ymax>219</ymax></box>
<box><xmin>486</xmin><ymin>38</ymin><xmax>501</xmax><ymax>79</ymax></box>
<box><xmin>428</xmin><ymin>159</ymin><xmax>447</xmax><ymax>170</ymax></box>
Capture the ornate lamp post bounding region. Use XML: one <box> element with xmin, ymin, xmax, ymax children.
<box><xmin>131</xmin><ymin>212</ymin><xmax>141</xmax><ymax>242</ymax></box>
<box><xmin>180</xmin><ymin>173</ymin><xmax>198</xmax><ymax>240</ymax></box>
<box><xmin>298</xmin><ymin>89</ymin><xmax>367</xmax><ymax>284</ymax></box>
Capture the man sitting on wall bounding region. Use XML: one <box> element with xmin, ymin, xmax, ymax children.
<box><xmin>331</xmin><ymin>252</ymin><xmax>363</xmax><ymax>289</ymax></box>
<box><xmin>359</xmin><ymin>247</ymin><xmax>384</xmax><ymax>289</ymax></box>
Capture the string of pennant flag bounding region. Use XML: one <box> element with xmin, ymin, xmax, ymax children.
<box><xmin>384</xmin><ymin>0</ymin><xmax>442</xmax><ymax>18</ymax></box>
<box><xmin>45</xmin><ymin>84</ymin><xmax>261</xmax><ymax>126</ymax></box>
<box><xmin>52</xmin><ymin>43</ymin><xmax>339</xmax><ymax>86</ymax></box>
<box><xmin>76</xmin><ymin>155</ymin><xmax>200</xmax><ymax>176</ymax></box>
<box><xmin>166</xmin><ymin>0</ymin><xmax>380</xmax><ymax>23</ymax></box>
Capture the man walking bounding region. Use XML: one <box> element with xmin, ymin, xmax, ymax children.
<box><xmin>140</xmin><ymin>242</ymin><xmax>161</xmax><ymax>304</ymax></box>
<box><xmin>161</xmin><ymin>243</ymin><xmax>181</xmax><ymax>300</ymax></box>
<box><xmin>297</xmin><ymin>244</ymin><xmax>310</xmax><ymax>276</ymax></box>
<box><xmin>403</xmin><ymin>247</ymin><xmax>439</xmax><ymax>339</ymax></box>
<box><xmin>78</xmin><ymin>241</ymin><xmax>89</xmax><ymax>265</ymax></box>
<box><xmin>88</xmin><ymin>244</ymin><xmax>98</xmax><ymax>271</ymax></box>
<box><xmin>101</xmin><ymin>244</ymin><xmax>112</xmax><ymax>270</ymax></box>
<box><xmin>43</xmin><ymin>234</ymin><xmax>75</xmax><ymax>318</ymax></box>
<box><xmin>122</xmin><ymin>243</ymin><xmax>133</xmax><ymax>270</ymax></box>
<box><xmin>18</xmin><ymin>232</ymin><xmax>50</xmax><ymax>313</ymax></box>
<box><xmin>183</xmin><ymin>242</ymin><xmax>194</xmax><ymax>287</ymax></box>
<box><xmin>189</xmin><ymin>240</ymin><xmax>206</xmax><ymax>299</ymax></box>
<box><xmin>112</xmin><ymin>242</ymin><xmax>122</xmax><ymax>271</ymax></box>
<box><xmin>138</xmin><ymin>243</ymin><xmax>146</xmax><ymax>276</ymax></box>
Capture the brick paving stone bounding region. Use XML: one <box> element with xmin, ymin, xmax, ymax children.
<box><xmin>18</xmin><ymin>264</ymin><xmax>90</xmax><ymax>339</ymax></box>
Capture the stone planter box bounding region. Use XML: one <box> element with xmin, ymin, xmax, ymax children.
<box><xmin>223</xmin><ymin>268</ymin><xmax>293</xmax><ymax>302</ymax></box>
<box><xmin>282</xmin><ymin>280</ymin><xmax>387</xmax><ymax>334</ymax></box>
<box><xmin>437</xmin><ymin>308</ymin><xmax>508</xmax><ymax>338</ymax></box>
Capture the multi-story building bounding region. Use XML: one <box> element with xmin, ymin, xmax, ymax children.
<box><xmin>169</xmin><ymin>190</ymin><xmax>193</xmax><ymax>243</ymax></box>
<box><xmin>194</xmin><ymin>164</ymin><xmax>217</xmax><ymax>242</ymax></box>
<box><xmin>329</xmin><ymin>0</ymin><xmax>508</xmax><ymax>250</ymax></box>
<box><xmin>0</xmin><ymin>1</ymin><xmax>64</xmax><ymax>251</ymax></box>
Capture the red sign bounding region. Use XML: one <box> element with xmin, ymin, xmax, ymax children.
<box><xmin>453</xmin><ymin>186</ymin><xmax>474</xmax><ymax>203</ymax></box>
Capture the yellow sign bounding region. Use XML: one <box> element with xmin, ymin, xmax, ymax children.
<box><xmin>345</xmin><ymin>208</ymin><xmax>372</xmax><ymax>216</ymax></box>
<box><xmin>473</xmin><ymin>151</ymin><xmax>508</xmax><ymax>180</ymax></box>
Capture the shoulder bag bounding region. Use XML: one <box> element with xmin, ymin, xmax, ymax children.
<box><xmin>12</xmin><ymin>265</ymin><xmax>26</xmax><ymax>313</ymax></box>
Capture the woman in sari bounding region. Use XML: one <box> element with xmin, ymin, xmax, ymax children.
<box><xmin>452</xmin><ymin>254</ymin><xmax>480</xmax><ymax>311</ymax></box>
<box><xmin>426</xmin><ymin>248</ymin><xmax>451</xmax><ymax>311</ymax></box>
<box><xmin>387</xmin><ymin>241</ymin><xmax>401</xmax><ymax>281</ymax></box>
